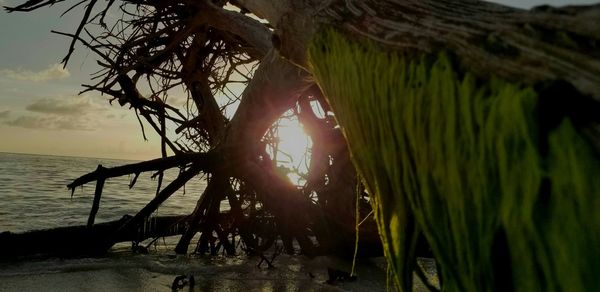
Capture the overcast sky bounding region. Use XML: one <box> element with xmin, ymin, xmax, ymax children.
<box><xmin>0</xmin><ymin>0</ymin><xmax>598</xmax><ymax>160</ymax></box>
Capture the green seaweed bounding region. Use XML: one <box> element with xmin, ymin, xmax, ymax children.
<box><xmin>308</xmin><ymin>29</ymin><xmax>600</xmax><ymax>292</ymax></box>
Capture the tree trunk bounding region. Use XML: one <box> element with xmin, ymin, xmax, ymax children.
<box><xmin>0</xmin><ymin>215</ymin><xmax>189</xmax><ymax>258</ymax></box>
<box><xmin>269</xmin><ymin>0</ymin><xmax>600</xmax><ymax>100</ymax></box>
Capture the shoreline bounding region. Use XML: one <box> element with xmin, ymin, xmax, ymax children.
<box><xmin>0</xmin><ymin>240</ymin><xmax>438</xmax><ymax>291</ymax></box>
<box><xmin>0</xmin><ymin>242</ymin><xmax>391</xmax><ymax>292</ymax></box>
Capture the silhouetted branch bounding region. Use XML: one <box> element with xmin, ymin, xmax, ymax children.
<box><xmin>87</xmin><ymin>165</ymin><xmax>106</xmax><ymax>228</ymax></box>
<box><xmin>108</xmin><ymin>162</ymin><xmax>205</xmax><ymax>247</ymax></box>
<box><xmin>4</xmin><ymin>0</ymin><xmax>63</xmax><ymax>12</ymax></box>
<box><xmin>67</xmin><ymin>152</ymin><xmax>216</xmax><ymax>191</ymax></box>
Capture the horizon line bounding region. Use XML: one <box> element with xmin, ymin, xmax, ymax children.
<box><xmin>0</xmin><ymin>150</ymin><xmax>143</xmax><ymax>162</ymax></box>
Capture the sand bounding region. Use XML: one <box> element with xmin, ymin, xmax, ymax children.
<box><xmin>0</xmin><ymin>245</ymin><xmax>391</xmax><ymax>291</ymax></box>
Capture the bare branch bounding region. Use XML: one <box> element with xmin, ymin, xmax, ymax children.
<box><xmin>67</xmin><ymin>152</ymin><xmax>216</xmax><ymax>190</ymax></box>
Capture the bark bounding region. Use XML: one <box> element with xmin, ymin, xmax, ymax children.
<box><xmin>203</xmin><ymin>1</ymin><xmax>273</xmax><ymax>58</ymax></box>
<box><xmin>233</xmin><ymin>0</ymin><xmax>292</xmax><ymax>27</ymax></box>
<box><xmin>174</xmin><ymin>171</ymin><xmax>229</xmax><ymax>254</ymax></box>
<box><xmin>0</xmin><ymin>215</ymin><xmax>189</xmax><ymax>258</ymax></box>
<box><xmin>270</xmin><ymin>0</ymin><xmax>600</xmax><ymax>100</ymax></box>
<box><xmin>177</xmin><ymin>29</ymin><xmax>227</xmax><ymax>148</ymax></box>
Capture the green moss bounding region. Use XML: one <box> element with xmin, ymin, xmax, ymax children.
<box><xmin>308</xmin><ymin>29</ymin><xmax>600</xmax><ymax>292</ymax></box>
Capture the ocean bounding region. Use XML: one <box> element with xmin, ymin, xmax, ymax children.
<box><xmin>0</xmin><ymin>152</ymin><xmax>392</xmax><ymax>291</ymax></box>
<box><xmin>0</xmin><ymin>152</ymin><xmax>205</xmax><ymax>233</ymax></box>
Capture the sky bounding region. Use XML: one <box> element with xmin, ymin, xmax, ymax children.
<box><xmin>0</xmin><ymin>0</ymin><xmax>598</xmax><ymax>160</ymax></box>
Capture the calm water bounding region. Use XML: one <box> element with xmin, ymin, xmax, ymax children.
<box><xmin>0</xmin><ymin>152</ymin><xmax>206</xmax><ymax>233</ymax></box>
<box><xmin>0</xmin><ymin>152</ymin><xmax>392</xmax><ymax>291</ymax></box>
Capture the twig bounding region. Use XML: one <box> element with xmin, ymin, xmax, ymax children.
<box><xmin>87</xmin><ymin>164</ymin><xmax>106</xmax><ymax>228</ymax></box>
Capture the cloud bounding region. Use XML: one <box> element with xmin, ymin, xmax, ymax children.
<box><xmin>4</xmin><ymin>95</ymin><xmax>106</xmax><ymax>131</ymax></box>
<box><xmin>26</xmin><ymin>95</ymin><xmax>102</xmax><ymax>116</ymax></box>
<box><xmin>5</xmin><ymin>115</ymin><xmax>95</xmax><ymax>131</ymax></box>
<box><xmin>0</xmin><ymin>110</ymin><xmax>10</xmax><ymax>119</ymax></box>
<box><xmin>0</xmin><ymin>63</ymin><xmax>70</xmax><ymax>82</ymax></box>
<box><xmin>5</xmin><ymin>115</ymin><xmax>49</xmax><ymax>129</ymax></box>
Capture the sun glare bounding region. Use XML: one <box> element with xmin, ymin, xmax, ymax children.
<box><xmin>266</xmin><ymin>113</ymin><xmax>312</xmax><ymax>186</ymax></box>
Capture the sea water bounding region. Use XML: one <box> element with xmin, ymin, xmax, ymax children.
<box><xmin>0</xmin><ymin>152</ymin><xmax>205</xmax><ymax>233</ymax></box>
<box><xmin>0</xmin><ymin>152</ymin><xmax>392</xmax><ymax>291</ymax></box>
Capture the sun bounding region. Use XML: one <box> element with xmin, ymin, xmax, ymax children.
<box><xmin>266</xmin><ymin>113</ymin><xmax>312</xmax><ymax>185</ymax></box>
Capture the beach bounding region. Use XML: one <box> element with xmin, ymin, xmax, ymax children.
<box><xmin>0</xmin><ymin>153</ymin><xmax>395</xmax><ymax>291</ymax></box>
<box><xmin>0</xmin><ymin>240</ymin><xmax>393</xmax><ymax>292</ymax></box>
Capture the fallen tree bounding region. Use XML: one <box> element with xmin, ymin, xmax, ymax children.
<box><xmin>3</xmin><ymin>0</ymin><xmax>384</xmax><ymax>261</ymax></box>
<box><xmin>4</xmin><ymin>0</ymin><xmax>600</xmax><ymax>291</ymax></box>
<box><xmin>0</xmin><ymin>215</ymin><xmax>188</xmax><ymax>258</ymax></box>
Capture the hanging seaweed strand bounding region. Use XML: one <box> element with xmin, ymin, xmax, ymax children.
<box><xmin>308</xmin><ymin>29</ymin><xmax>600</xmax><ymax>292</ymax></box>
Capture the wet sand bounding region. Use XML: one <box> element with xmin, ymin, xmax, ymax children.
<box><xmin>0</xmin><ymin>245</ymin><xmax>390</xmax><ymax>291</ymax></box>
<box><xmin>0</xmin><ymin>238</ymin><xmax>438</xmax><ymax>292</ymax></box>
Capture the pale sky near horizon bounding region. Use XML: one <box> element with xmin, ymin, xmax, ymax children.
<box><xmin>0</xmin><ymin>0</ymin><xmax>598</xmax><ymax>160</ymax></box>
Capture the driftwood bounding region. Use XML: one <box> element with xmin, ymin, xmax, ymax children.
<box><xmin>0</xmin><ymin>215</ymin><xmax>188</xmax><ymax>258</ymax></box>
<box><xmin>0</xmin><ymin>211</ymin><xmax>384</xmax><ymax>259</ymax></box>
<box><xmin>13</xmin><ymin>0</ymin><xmax>595</xmax><ymax>264</ymax></box>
